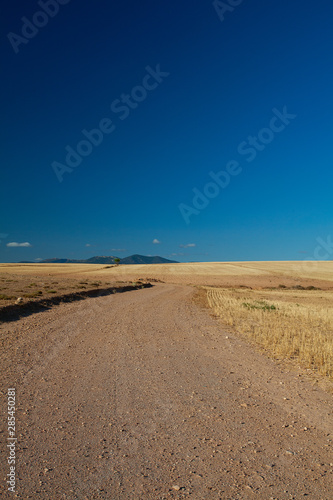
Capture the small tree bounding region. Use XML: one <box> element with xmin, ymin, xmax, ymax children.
<box><xmin>114</xmin><ymin>258</ymin><xmax>120</xmax><ymax>266</ymax></box>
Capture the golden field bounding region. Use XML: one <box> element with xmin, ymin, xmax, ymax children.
<box><xmin>205</xmin><ymin>286</ymin><xmax>333</xmax><ymax>379</ymax></box>
<box><xmin>1</xmin><ymin>261</ymin><xmax>332</xmax><ymax>379</ymax></box>
<box><xmin>1</xmin><ymin>260</ymin><xmax>333</xmax><ymax>284</ymax></box>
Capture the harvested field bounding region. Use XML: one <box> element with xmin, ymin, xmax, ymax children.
<box><xmin>0</xmin><ymin>271</ymin><xmax>151</xmax><ymax>322</ymax></box>
<box><xmin>1</xmin><ymin>261</ymin><xmax>333</xmax><ymax>289</ymax></box>
<box><xmin>205</xmin><ymin>286</ymin><xmax>333</xmax><ymax>379</ymax></box>
<box><xmin>0</xmin><ymin>273</ymin><xmax>104</xmax><ymax>307</ymax></box>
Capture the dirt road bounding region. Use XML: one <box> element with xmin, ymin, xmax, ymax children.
<box><xmin>1</xmin><ymin>284</ymin><xmax>332</xmax><ymax>499</ymax></box>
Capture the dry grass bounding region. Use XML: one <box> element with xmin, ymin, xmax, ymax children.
<box><xmin>1</xmin><ymin>262</ymin><xmax>333</xmax><ymax>378</ymax></box>
<box><xmin>205</xmin><ymin>287</ymin><xmax>333</xmax><ymax>379</ymax></box>
<box><xmin>1</xmin><ymin>262</ymin><xmax>333</xmax><ymax>293</ymax></box>
<box><xmin>0</xmin><ymin>273</ymin><xmax>131</xmax><ymax>308</ymax></box>
<box><xmin>1</xmin><ymin>261</ymin><xmax>333</xmax><ymax>281</ymax></box>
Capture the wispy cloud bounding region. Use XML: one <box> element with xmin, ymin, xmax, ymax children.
<box><xmin>153</xmin><ymin>239</ymin><xmax>161</xmax><ymax>244</ymax></box>
<box><xmin>6</xmin><ymin>242</ymin><xmax>32</xmax><ymax>248</ymax></box>
<box><xmin>35</xmin><ymin>258</ymin><xmax>43</xmax><ymax>261</ymax></box>
<box><xmin>85</xmin><ymin>243</ymin><xmax>91</xmax><ymax>247</ymax></box>
<box><xmin>179</xmin><ymin>243</ymin><xmax>196</xmax><ymax>248</ymax></box>
<box><xmin>111</xmin><ymin>248</ymin><xmax>126</xmax><ymax>252</ymax></box>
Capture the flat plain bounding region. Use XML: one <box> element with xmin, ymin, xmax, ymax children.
<box><xmin>1</xmin><ymin>260</ymin><xmax>332</xmax><ymax>285</ymax></box>
<box><xmin>1</xmin><ymin>261</ymin><xmax>332</xmax><ymax>498</ymax></box>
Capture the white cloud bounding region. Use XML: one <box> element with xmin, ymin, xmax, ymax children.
<box><xmin>7</xmin><ymin>242</ymin><xmax>32</xmax><ymax>248</ymax></box>
<box><xmin>153</xmin><ymin>239</ymin><xmax>161</xmax><ymax>244</ymax></box>
<box><xmin>85</xmin><ymin>243</ymin><xmax>91</xmax><ymax>247</ymax></box>
<box><xmin>35</xmin><ymin>258</ymin><xmax>43</xmax><ymax>261</ymax></box>
<box><xmin>111</xmin><ymin>248</ymin><xmax>126</xmax><ymax>252</ymax></box>
<box><xmin>179</xmin><ymin>243</ymin><xmax>196</xmax><ymax>248</ymax></box>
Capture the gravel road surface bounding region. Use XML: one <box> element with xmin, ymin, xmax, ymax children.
<box><xmin>1</xmin><ymin>284</ymin><xmax>332</xmax><ymax>499</ymax></box>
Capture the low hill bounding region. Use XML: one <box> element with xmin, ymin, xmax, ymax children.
<box><xmin>19</xmin><ymin>255</ymin><xmax>178</xmax><ymax>265</ymax></box>
<box><xmin>37</xmin><ymin>258</ymin><xmax>85</xmax><ymax>264</ymax></box>
<box><xmin>119</xmin><ymin>255</ymin><xmax>178</xmax><ymax>265</ymax></box>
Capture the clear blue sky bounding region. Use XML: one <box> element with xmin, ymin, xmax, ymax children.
<box><xmin>1</xmin><ymin>0</ymin><xmax>333</xmax><ymax>263</ymax></box>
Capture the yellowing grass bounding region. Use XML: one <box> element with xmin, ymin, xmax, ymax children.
<box><xmin>1</xmin><ymin>261</ymin><xmax>333</xmax><ymax>282</ymax></box>
<box><xmin>206</xmin><ymin>287</ymin><xmax>333</xmax><ymax>379</ymax></box>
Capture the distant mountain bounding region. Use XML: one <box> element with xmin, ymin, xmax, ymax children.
<box><xmin>120</xmin><ymin>254</ymin><xmax>178</xmax><ymax>265</ymax></box>
<box><xmin>37</xmin><ymin>256</ymin><xmax>117</xmax><ymax>264</ymax></box>
<box><xmin>83</xmin><ymin>256</ymin><xmax>118</xmax><ymax>264</ymax></box>
<box><xmin>19</xmin><ymin>255</ymin><xmax>178</xmax><ymax>265</ymax></box>
<box><xmin>38</xmin><ymin>258</ymin><xmax>82</xmax><ymax>264</ymax></box>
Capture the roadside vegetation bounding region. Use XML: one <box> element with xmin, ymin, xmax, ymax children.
<box><xmin>205</xmin><ymin>286</ymin><xmax>333</xmax><ymax>379</ymax></box>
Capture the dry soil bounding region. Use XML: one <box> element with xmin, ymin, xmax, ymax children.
<box><xmin>1</xmin><ymin>284</ymin><xmax>332</xmax><ymax>499</ymax></box>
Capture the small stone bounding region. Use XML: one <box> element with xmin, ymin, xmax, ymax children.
<box><xmin>15</xmin><ymin>297</ymin><xmax>23</xmax><ymax>304</ymax></box>
<box><xmin>172</xmin><ymin>485</ymin><xmax>181</xmax><ymax>491</ymax></box>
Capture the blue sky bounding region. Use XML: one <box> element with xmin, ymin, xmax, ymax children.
<box><xmin>1</xmin><ymin>0</ymin><xmax>333</xmax><ymax>263</ymax></box>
